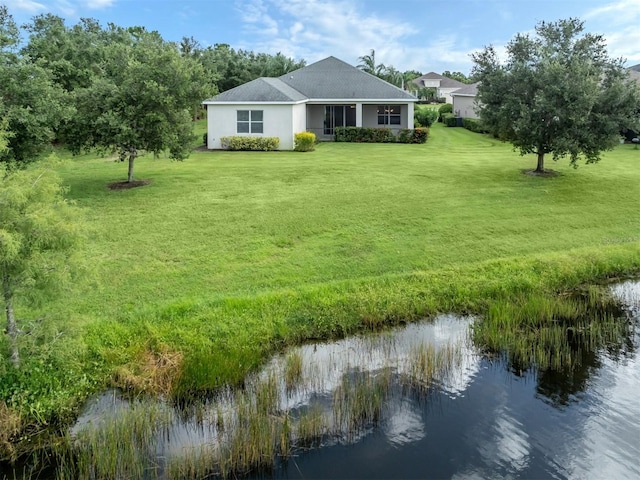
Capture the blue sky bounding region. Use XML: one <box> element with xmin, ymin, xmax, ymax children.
<box><xmin>5</xmin><ymin>0</ymin><xmax>640</xmax><ymax>74</ymax></box>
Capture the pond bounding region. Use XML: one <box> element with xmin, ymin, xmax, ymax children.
<box><xmin>5</xmin><ymin>281</ymin><xmax>640</xmax><ymax>479</ymax></box>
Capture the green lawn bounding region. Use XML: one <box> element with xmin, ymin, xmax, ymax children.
<box><xmin>2</xmin><ymin>122</ymin><xmax>640</xmax><ymax>439</ymax></box>
<box><xmin>55</xmin><ymin>123</ymin><xmax>640</xmax><ymax>316</ymax></box>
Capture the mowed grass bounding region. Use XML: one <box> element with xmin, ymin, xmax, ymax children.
<box><xmin>55</xmin><ymin>123</ymin><xmax>640</xmax><ymax>316</ymax></box>
<box><xmin>2</xmin><ymin>121</ymin><xmax>640</xmax><ymax>443</ymax></box>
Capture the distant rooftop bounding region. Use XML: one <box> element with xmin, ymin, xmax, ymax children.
<box><xmin>451</xmin><ymin>82</ymin><xmax>479</xmax><ymax>96</ymax></box>
<box><xmin>412</xmin><ymin>72</ymin><xmax>467</xmax><ymax>89</ymax></box>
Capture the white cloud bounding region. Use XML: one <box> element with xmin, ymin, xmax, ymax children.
<box><xmin>580</xmin><ymin>0</ymin><xmax>640</xmax><ymax>66</ymax></box>
<box><xmin>235</xmin><ymin>0</ymin><xmax>427</xmax><ymax>69</ymax></box>
<box><xmin>84</xmin><ymin>0</ymin><xmax>115</xmax><ymax>8</ymax></box>
<box><xmin>54</xmin><ymin>0</ymin><xmax>76</xmax><ymax>17</ymax></box>
<box><xmin>3</xmin><ymin>0</ymin><xmax>46</xmax><ymax>13</ymax></box>
<box><xmin>237</xmin><ymin>0</ymin><xmax>279</xmax><ymax>37</ymax></box>
<box><xmin>584</xmin><ymin>0</ymin><xmax>640</xmax><ymax>20</ymax></box>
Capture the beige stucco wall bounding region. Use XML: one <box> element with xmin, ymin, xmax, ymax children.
<box><xmin>452</xmin><ymin>96</ymin><xmax>479</xmax><ymax>119</ymax></box>
<box><xmin>207</xmin><ymin>104</ymin><xmax>296</xmax><ymax>150</ymax></box>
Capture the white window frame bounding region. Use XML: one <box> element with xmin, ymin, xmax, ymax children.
<box><xmin>237</xmin><ymin>110</ymin><xmax>264</xmax><ymax>133</ymax></box>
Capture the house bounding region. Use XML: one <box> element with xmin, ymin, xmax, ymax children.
<box><xmin>202</xmin><ymin>56</ymin><xmax>418</xmax><ymax>150</ymax></box>
<box><xmin>411</xmin><ymin>72</ymin><xmax>466</xmax><ymax>103</ymax></box>
<box><xmin>451</xmin><ymin>82</ymin><xmax>480</xmax><ymax>119</ymax></box>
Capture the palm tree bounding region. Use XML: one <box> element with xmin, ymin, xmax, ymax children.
<box><xmin>357</xmin><ymin>49</ymin><xmax>385</xmax><ymax>77</ymax></box>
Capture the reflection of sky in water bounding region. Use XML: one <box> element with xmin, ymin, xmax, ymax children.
<box><xmin>259</xmin><ymin>313</ymin><xmax>481</xmax><ymax>448</ymax></box>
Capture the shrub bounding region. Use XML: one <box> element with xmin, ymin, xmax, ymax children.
<box><xmin>334</xmin><ymin>127</ymin><xmax>395</xmax><ymax>143</ymax></box>
<box><xmin>203</xmin><ymin>133</ymin><xmax>208</xmax><ymax>145</ymax></box>
<box><xmin>462</xmin><ymin>118</ymin><xmax>489</xmax><ymax>134</ymax></box>
<box><xmin>220</xmin><ymin>136</ymin><xmax>279</xmax><ymax>151</ymax></box>
<box><xmin>438</xmin><ymin>103</ymin><xmax>453</xmax><ymax>122</ymax></box>
<box><xmin>414</xmin><ymin>108</ymin><xmax>438</xmax><ymax>128</ymax></box>
<box><xmin>294</xmin><ymin>132</ymin><xmax>316</xmax><ymax>152</ymax></box>
<box><xmin>397</xmin><ymin>128</ymin><xmax>428</xmax><ymax>143</ymax></box>
<box><xmin>442</xmin><ymin>113</ymin><xmax>458</xmax><ymax>127</ymax></box>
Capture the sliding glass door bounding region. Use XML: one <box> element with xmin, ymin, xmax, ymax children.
<box><xmin>324</xmin><ymin>105</ymin><xmax>356</xmax><ymax>135</ymax></box>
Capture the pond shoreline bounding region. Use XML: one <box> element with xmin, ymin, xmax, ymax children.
<box><xmin>1</xmin><ymin>274</ymin><xmax>640</xmax><ymax>480</ymax></box>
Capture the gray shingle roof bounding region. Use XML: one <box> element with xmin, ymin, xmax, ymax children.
<box><xmin>412</xmin><ymin>72</ymin><xmax>466</xmax><ymax>89</ymax></box>
<box><xmin>628</xmin><ymin>69</ymin><xmax>640</xmax><ymax>86</ymax></box>
<box><xmin>204</xmin><ymin>77</ymin><xmax>307</xmax><ymax>103</ymax></box>
<box><xmin>278</xmin><ymin>56</ymin><xmax>416</xmax><ymax>100</ymax></box>
<box><xmin>451</xmin><ymin>82</ymin><xmax>479</xmax><ymax>96</ymax></box>
<box><xmin>203</xmin><ymin>56</ymin><xmax>417</xmax><ymax>103</ymax></box>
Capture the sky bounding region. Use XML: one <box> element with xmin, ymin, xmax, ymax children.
<box><xmin>4</xmin><ymin>0</ymin><xmax>640</xmax><ymax>74</ymax></box>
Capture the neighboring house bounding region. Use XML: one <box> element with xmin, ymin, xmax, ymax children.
<box><xmin>411</xmin><ymin>72</ymin><xmax>466</xmax><ymax>103</ymax></box>
<box><xmin>202</xmin><ymin>56</ymin><xmax>418</xmax><ymax>150</ymax></box>
<box><xmin>451</xmin><ymin>82</ymin><xmax>480</xmax><ymax>119</ymax></box>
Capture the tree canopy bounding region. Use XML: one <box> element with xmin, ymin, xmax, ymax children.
<box><xmin>0</xmin><ymin>7</ymin><xmax>71</xmax><ymax>167</ymax></box>
<box><xmin>61</xmin><ymin>29</ymin><xmax>211</xmax><ymax>183</ymax></box>
<box><xmin>472</xmin><ymin>18</ymin><xmax>640</xmax><ymax>173</ymax></box>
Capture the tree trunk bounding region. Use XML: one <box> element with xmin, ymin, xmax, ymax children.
<box><xmin>535</xmin><ymin>151</ymin><xmax>545</xmax><ymax>173</ymax></box>
<box><xmin>127</xmin><ymin>153</ymin><xmax>135</xmax><ymax>183</ymax></box>
<box><xmin>2</xmin><ymin>275</ymin><xmax>20</xmax><ymax>368</ymax></box>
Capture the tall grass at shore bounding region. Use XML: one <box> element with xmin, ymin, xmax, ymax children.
<box><xmin>472</xmin><ymin>287</ymin><xmax>633</xmax><ymax>371</ymax></box>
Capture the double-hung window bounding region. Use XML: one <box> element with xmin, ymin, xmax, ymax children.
<box><xmin>237</xmin><ymin>110</ymin><xmax>263</xmax><ymax>133</ymax></box>
<box><xmin>377</xmin><ymin>105</ymin><xmax>401</xmax><ymax>125</ymax></box>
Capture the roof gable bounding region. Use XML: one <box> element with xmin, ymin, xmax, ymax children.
<box><xmin>204</xmin><ymin>56</ymin><xmax>417</xmax><ymax>104</ymax></box>
<box><xmin>278</xmin><ymin>56</ymin><xmax>416</xmax><ymax>100</ymax></box>
<box><xmin>451</xmin><ymin>82</ymin><xmax>479</xmax><ymax>96</ymax></box>
<box><xmin>413</xmin><ymin>72</ymin><xmax>466</xmax><ymax>89</ymax></box>
<box><xmin>204</xmin><ymin>77</ymin><xmax>307</xmax><ymax>103</ymax></box>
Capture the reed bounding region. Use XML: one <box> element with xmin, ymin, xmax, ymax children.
<box><xmin>56</xmin><ymin>401</ymin><xmax>171</xmax><ymax>480</ymax></box>
<box><xmin>284</xmin><ymin>351</ymin><xmax>304</xmax><ymax>393</ymax></box>
<box><xmin>294</xmin><ymin>404</ymin><xmax>327</xmax><ymax>448</ymax></box>
<box><xmin>332</xmin><ymin>370</ymin><xmax>391</xmax><ymax>437</ymax></box>
<box><xmin>472</xmin><ymin>291</ymin><xmax>633</xmax><ymax>371</ymax></box>
<box><xmin>403</xmin><ymin>342</ymin><xmax>462</xmax><ymax>393</ymax></box>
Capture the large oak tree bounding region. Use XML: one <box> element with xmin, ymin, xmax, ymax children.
<box><xmin>62</xmin><ymin>29</ymin><xmax>211</xmax><ymax>183</ymax></box>
<box><xmin>472</xmin><ymin>18</ymin><xmax>640</xmax><ymax>173</ymax></box>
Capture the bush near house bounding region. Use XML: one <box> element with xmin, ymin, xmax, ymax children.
<box><xmin>438</xmin><ymin>103</ymin><xmax>453</xmax><ymax>122</ymax></box>
<box><xmin>462</xmin><ymin>118</ymin><xmax>489</xmax><ymax>134</ymax></box>
<box><xmin>397</xmin><ymin>128</ymin><xmax>428</xmax><ymax>143</ymax></box>
<box><xmin>334</xmin><ymin>127</ymin><xmax>395</xmax><ymax>143</ymax></box>
<box><xmin>220</xmin><ymin>136</ymin><xmax>279</xmax><ymax>151</ymax></box>
<box><xmin>442</xmin><ymin>113</ymin><xmax>458</xmax><ymax>127</ymax></box>
<box><xmin>294</xmin><ymin>132</ymin><xmax>316</xmax><ymax>152</ymax></box>
<box><xmin>334</xmin><ymin>127</ymin><xmax>428</xmax><ymax>143</ymax></box>
<box><xmin>414</xmin><ymin>108</ymin><xmax>439</xmax><ymax>128</ymax></box>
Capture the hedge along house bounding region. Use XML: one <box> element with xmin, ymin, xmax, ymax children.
<box><xmin>202</xmin><ymin>56</ymin><xmax>418</xmax><ymax>150</ymax></box>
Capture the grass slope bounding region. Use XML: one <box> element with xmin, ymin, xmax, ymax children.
<box><xmin>2</xmin><ymin>122</ymin><xmax>640</xmax><ymax>443</ymax></box>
